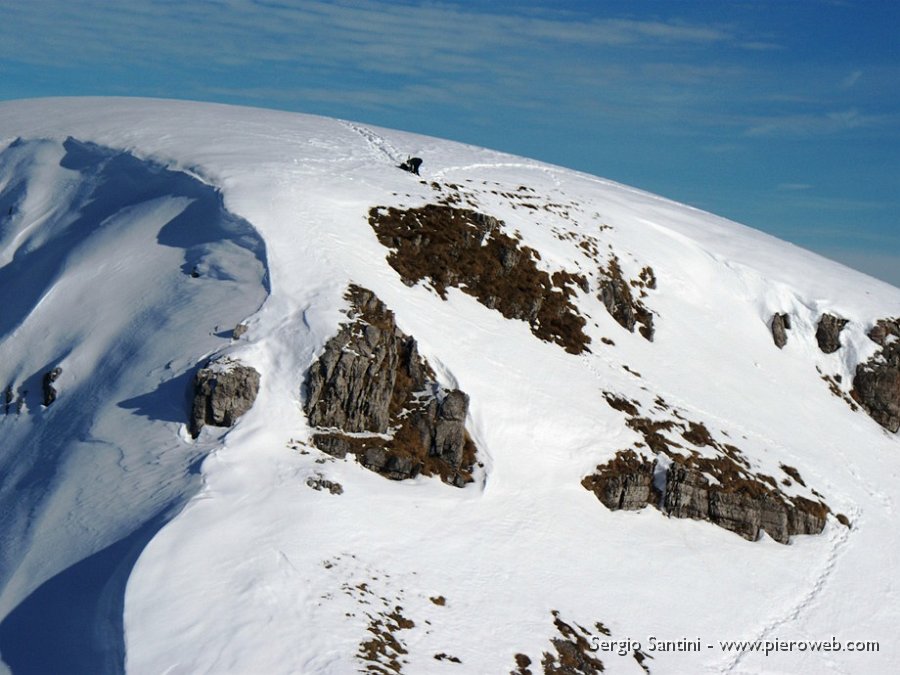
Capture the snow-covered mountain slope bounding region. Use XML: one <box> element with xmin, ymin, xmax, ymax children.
<box><xmin>0</xmin><ymin>98</ymin><xmax>898</xmax><ymax>674</ymax></box>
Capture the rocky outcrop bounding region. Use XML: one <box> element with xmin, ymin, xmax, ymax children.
<box><xmin>585</xmin><ymin>393</ymin><xmax>830</xmax><ymax>543</ymax></box>
<box><xmin>42</xmin><ymin>367</ymin><xmax>62</xmax><ymax>407</ymax></box>
<box><xmin>581</xmin><ymin>450</ymin><xmax>658</xmax><ymax>510</ymax></box>
<box><xmin>305</xmin><ymin>285</ymin><xmax>477</xmax><ymax>487</ymax></box>
<box><xmin>189</xmin><ymin>359</ymin><xmax>260</xmax><ymax>437</ymax></box>
<box><xmin>585</xmin><ymin>456</ymin><xmax>827</xmax><ymax>544</ymax></box>
<box><xmin>663</xmin><ymin>463</ymin><xmax>827</xmax><ymax>544</ymax></box>
<box><xmin>816</xmin><ymin>313</ymin><xmax>848</xmax><ymax>353</ymax></box>
<box><xmin>368</xmin><ymin>204</ymin><xmax>590</xmax><ymax>354</ymax></box>
<box><xmin>853</xmin><ymin>318</ymin><xmax>900</xmax><ymax>432</ymax></box>
<box><xmin>771</xmin><ymin>312</ymin><xmax>791</xmax><ymax>349</ymax></box>
<box><xmin>598</xmin><ymin>257</ymin><xmax>654</xmax><ymax>341</ymax></box>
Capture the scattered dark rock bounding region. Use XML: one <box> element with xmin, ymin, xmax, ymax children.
<box><xmin>42</xmin><ymin>367</ymin><xmax>62</xmax><ymax>407</ymax></box>
<box><xmin>434</xmin><ymin>653</ymin><xmax>461</xmax><ymax>663</ymax></box>
<box><xmin>305</xmin><ymin>285</ymin><xmax>477</xmax><ymax>486</ymax></box>
<box><xmin>816</xmin><ymin>313</ymin><xmax>848</xmax><ymax>353</ymax></box>
<box><xmin>771</xmin><ymin>313</ymin><xmax>791</xmax><ymax>349</ymax></box>
<box><xmin>189</xmin><ymin>359</ymin><xmax>260</xmax><ymax>438</ymax></box>
<box><xmin>852</xmin><ymin>318</ymin><xmax>900</xmax><ymax>432</ymax></box>
<box><xmin>368</xmin><ymin>204</ymin><xmax>590</xmax><ymax>354</ymax></box>
<box><xmin>306</xmin><ymin>474</ymin><xmax>343</xmax><ymax>495</ymax></box>
<box><xmin>233</xmin><ymin>322</ymin><xmax>248</xmax><ymax>339</ymax></box>
<box><xmin>4</xmin><ymin>385</ymin><xmax>12</xmax><ymax>415</ymax></box>
<box><xmin>429</xmin><ymin>595</ymin><xmax>446</xmax><ymax>606</ymax></box>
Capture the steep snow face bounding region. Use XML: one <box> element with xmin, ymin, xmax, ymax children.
<box><xmin>0</xmin><ymin>132</ymin><xmax>268</xmax><ymax>673</ymax></box>
<box><xmin>0</xmin><ymin>98</ymin><xmax>899</xmax><ymax>674</ymax></box>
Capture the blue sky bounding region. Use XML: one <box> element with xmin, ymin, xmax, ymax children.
<box><xmin>2</xmin><ymin>0</ymin><xmax>898</xmax><ymax>286</ymax></box>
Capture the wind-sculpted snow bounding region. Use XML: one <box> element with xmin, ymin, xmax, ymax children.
<box><xmin>0</xmin><ymin>137</ymin><xmax>268</xmax><ymax>673</ymax></box>
<box><xmin>1</xmin><ymin>99</ymin><xmax>900</xmax><ymax>674</ymax></box>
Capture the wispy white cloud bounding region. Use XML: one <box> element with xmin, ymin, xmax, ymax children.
<box><xmin>841</xmin><ymin>70</ymin><xmax>863</xmax><ymax>89</ymax></box>
<box><xmin>777</xmin><ymin>183</ymin><xmax>813</xmax><ymax>191</ymax></box>
<box><xmin>744</xmin><ymin>108</ymin><xmax>878</xmax><ymax>137</ymax></box>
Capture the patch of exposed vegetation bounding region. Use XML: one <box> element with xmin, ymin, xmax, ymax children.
<box><xmin>541</xmin><ymin>611</ymin><xmax>606</xmax><ymax>675</ymax></box>
<box><xmin>511</xmin><ymin>653</ymin><xmax>534</xmax><ymax>675</ymax></box>
<box><xmin>358</xmin><ymin>605</ymin><xmax>415</xmax><ymax>674</ymax></box>
<box><xmin>368</xmin><ymin>204</ymin><xmax>591</xmax><ymax>354</ymax></box>
<box><xmin>817</xmin><ymin>368</ymin><xmax>859</xmax><ymax>412</ymax></box>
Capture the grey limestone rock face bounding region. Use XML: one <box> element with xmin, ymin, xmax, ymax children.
<box><xmin>853</xmin><ymin>319</ymin><xmax>900</xmax><ymax>432</ymax></box>
<box><xmin>305</xmin><ymin>320</ymin><xmax>399</xmax><ymax>434</ymax></box>
<box><xmin>584</xmin><ymin>449</ymin><xmax>828</xmax><ymax>544</ymax></box>
<box><xmin>816</xmin><ymin>313</ymin><xmax>848</xmax><ymax>354</ymax></box>
<box><xmin>599</xmin><ymin>277</ymin><xmax>637</xmax><ymax>332</ymax></box>
<box><xmin>598</xmin><ymin>262</ymin><xmax>655</xmax><ymax>342</ymax></box>
<box><xmin>190</xmin><ymin>360</ymin><xmax>260</xmax><ymax>438</ymax></box>
<box><xmin>304</xmin><ymin>285</ymin><xmax>476</xmax><ymax>486</ymax></box>
<box><xmin>581</xmin><ymin>450</ymin><xmax>657</xmax><ymax>510</ymax></box>
<box><xmin>771</xmin><ymin>312</ymin><xmax>791</xmax><ymax>349</ymax></box>
<box><xmin>662</xmin><ymin>463</ymin><xmax>827</xmax><ymax>544</ymax></box>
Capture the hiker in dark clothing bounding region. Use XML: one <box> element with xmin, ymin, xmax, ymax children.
<box><xmin>399</xmin><ymin>156</ymin><xmax>422</xmax><ymax>176</ymax></box>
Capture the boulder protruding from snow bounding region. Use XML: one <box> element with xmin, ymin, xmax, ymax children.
<box><xmin>189</xmin><ymin>359</ymin><xmax>260</xmax><ymax>438</ymax></box>
<box><xmin>853</xmin><ymin>318</ymin><xmax>900</xmax><ymax>432</ymax></box>
<box><xmin>42</xmin><ymin>367</ymin><xmax>62</xmax><ymax>407</ymax></box>
<box><xmin>305</xmin><ymin>285</ymin><xmax>477</xmax><ymax>487</ymax></box>
<box><xmin>816</xmin><ymin>313</ymin><xmax>848</xmax><ymax>353</ymax></box>
<box><xmin>771</xmin><ymin>312</ymin><xmax>791</xmax><ymax>349</ymax></box>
